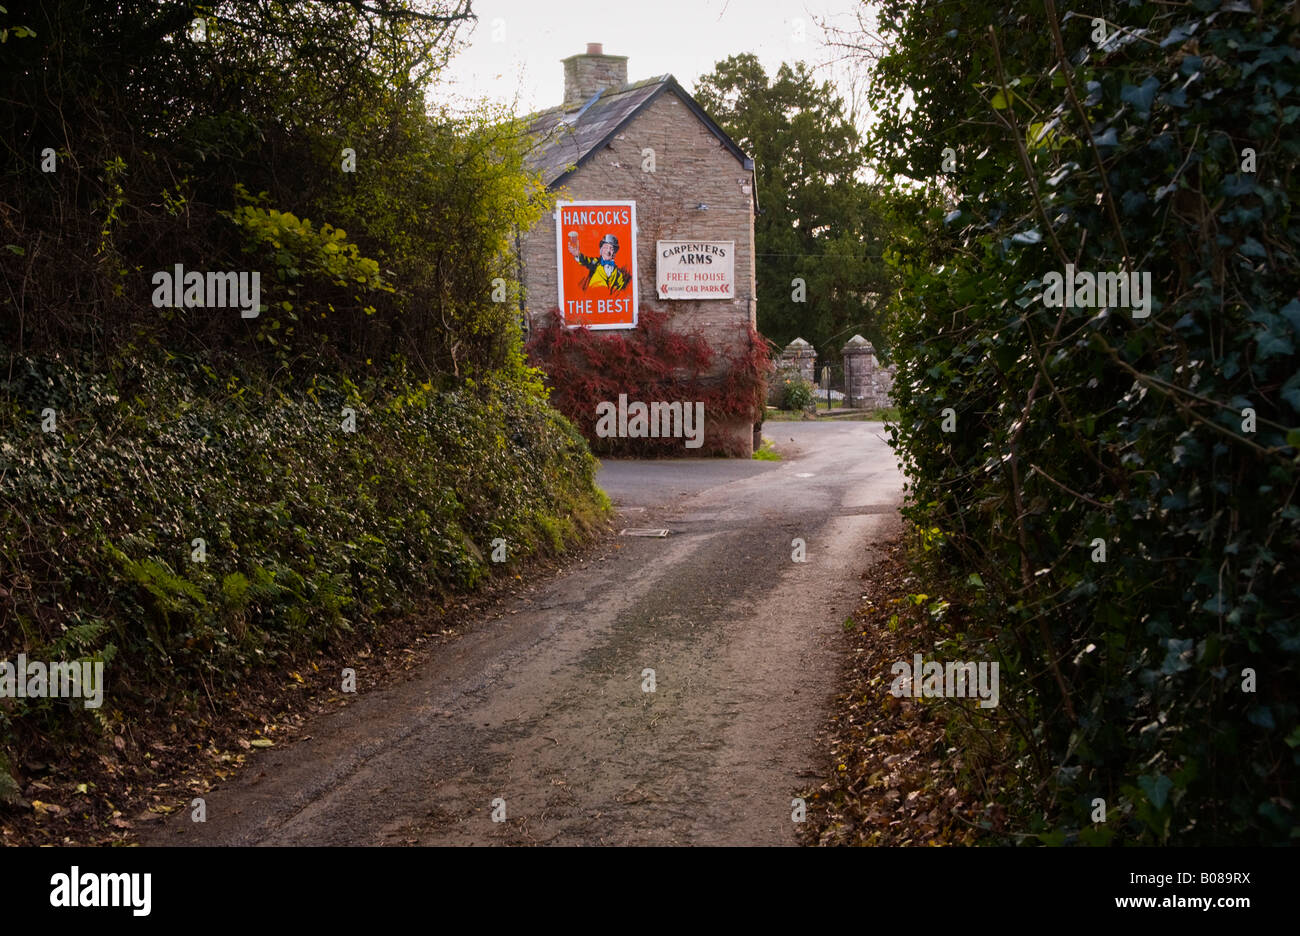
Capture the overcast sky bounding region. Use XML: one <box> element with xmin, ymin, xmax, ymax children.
<box><xmin>436</xmin><ymin>0</ymin><xmax>878</xmax><ymax>126</ymax></box>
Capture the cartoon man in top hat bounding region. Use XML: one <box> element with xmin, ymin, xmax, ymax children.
<box><xmin>567</xmin><ymin>231</ymin><xmax>632</xmax><ymax>294</ymax></box>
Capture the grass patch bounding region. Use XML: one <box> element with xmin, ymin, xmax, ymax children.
<box><xmin>762</xmin><ymin>408</ymin><xmax>815</xmax><ymax>422</ymax></box>
<box><xmin>763</xmin><ymin>405</ymin><xmax>898</xmax><ymax>422</ymax></box>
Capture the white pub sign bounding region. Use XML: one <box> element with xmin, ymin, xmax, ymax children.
<box><xmin>656</xmin><ymin>241</ymin><xmax>734</xmax><ymax>299</ymax></box>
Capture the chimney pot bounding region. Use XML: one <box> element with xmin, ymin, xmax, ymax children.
<box><xmin>587</xmin><ymin>42</ymin><xmax>603</xmax><ymax>55</ymax></box>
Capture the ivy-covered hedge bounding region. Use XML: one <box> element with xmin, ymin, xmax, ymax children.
<box><xmin>874</xmin><ymin>1</ymin><xmax>1299</xmax><ymax>843</ymax></box>
<box><xmin>0</xmin><ymin>349</ymin><xmax>607</xmax><ymax>769</ymax></box>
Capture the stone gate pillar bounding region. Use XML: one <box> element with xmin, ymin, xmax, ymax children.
<box><xmin>841</xmin><ymin>335</ymin><xmax>894</xmax><ymax>409</ymax></box>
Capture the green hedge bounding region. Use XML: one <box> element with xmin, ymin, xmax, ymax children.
<box><xmin>0</xmin><ymin>349</ymin><xmax>607</xmax><ymax>759</ymax></box>
<box><xmin>875</xmin><ymin>1</ymin><xmax>1299</xmax><ymax>843</ymax></box>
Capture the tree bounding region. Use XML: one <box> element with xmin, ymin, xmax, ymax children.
<box><xmin>0</xmin><ymin>0</ymin><xmax>549</xmax><ymax>378</ymax></box>
<box><xmin>694</xmin><ymin>55</ymin><xmax>895</xmax><ymax>362</ymax></box>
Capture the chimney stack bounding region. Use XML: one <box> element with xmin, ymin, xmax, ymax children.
<box><xmin>562</xmin><ymin>44</ymin><xmax>628</xmax><ymax>109</ymax></box>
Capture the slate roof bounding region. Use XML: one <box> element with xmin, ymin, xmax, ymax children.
<box><xmin>522</xmin><ymin>74</ymin><xmax>754</xmax><ymax>190</ymax></box>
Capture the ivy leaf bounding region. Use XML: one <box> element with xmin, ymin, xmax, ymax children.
<box><xmin>1159</xmin><ymin>22</ymin><xmax>1197</xmax><ymax>48</ymax></box>
<box><xmin>1121</xmin><ymin>77</ymin><xmax>1160</xmax><ymax>117</ymax></box>
<box><xmin>1247</xmin><ymin>707</ymin><xmax>1275</xmax><ymax>730</ymax></box>
<box><xmin>1239</xmin><ymin>237</ymin><xmax>1267</xmax><ymax>258</ymax></box>
<box><xmin>1138</xmin><ymin>773</ymin><xmax>1173</xmax><ymax>810</ymax></box>
<box><xmin>1161</xmin><ymin>637</ymin><xmax>1195</xmax><ymax>671</ymax></box>
<box><xmin>1279</xmin><ymin>299</ymin><xmax>1300</xmax><ymax>333</ymax></box>
<box><xmin>1121</xmin><ymin>190</ymin><xmax>1148</xmax><ymax>214</ymax></box>
<box><xmin>1200</xmin><ymin>594</ymin><xmax>1227</xmax><ymax>616</ymax></box>
<box><xmin>1282</xmin><ymin>373</ymin><xmax>1300</xmax><ymax>412</ymax></box>
<box><xmin>1223</xmin><ymin>174</ymin><xmax>1257</xmax><ymax>197</ymax></box>
<box><xmin>1091</xmin><ymin>127</ymin><xmax>1119</xmax><ymax>147</ymax></box>
<box><xmin>1255</xmin><ymin>328</ymin><xmax>1293</xmax><ymax>361</ymax></box>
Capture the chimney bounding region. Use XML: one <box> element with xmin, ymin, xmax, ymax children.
<box><xmin>562</xmin><ymin>43</ymin><xmax>628</xmax><ymax>109</ymax></box>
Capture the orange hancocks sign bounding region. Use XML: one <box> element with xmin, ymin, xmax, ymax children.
<box><xmin>556</xmin><ymin>200</ymin><xmax>638</xmax><ymax>329</ymax></box>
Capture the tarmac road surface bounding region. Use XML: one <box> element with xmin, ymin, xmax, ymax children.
<box><xmin>144</xmin><ymin>421</ymin><xmax>903</xmax><ymax>845</ymax></box>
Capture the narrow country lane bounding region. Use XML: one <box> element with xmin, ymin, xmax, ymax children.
<box><xmin>144</xmin><ymin>421</ymin><xmax>903</xmax><ymax>846</ymax></box>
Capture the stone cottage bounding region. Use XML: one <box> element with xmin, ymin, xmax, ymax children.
<box><xmin>518</xmin><ymin>44</ymin><xmax>760</xmax><ymax>455</ymax></box>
